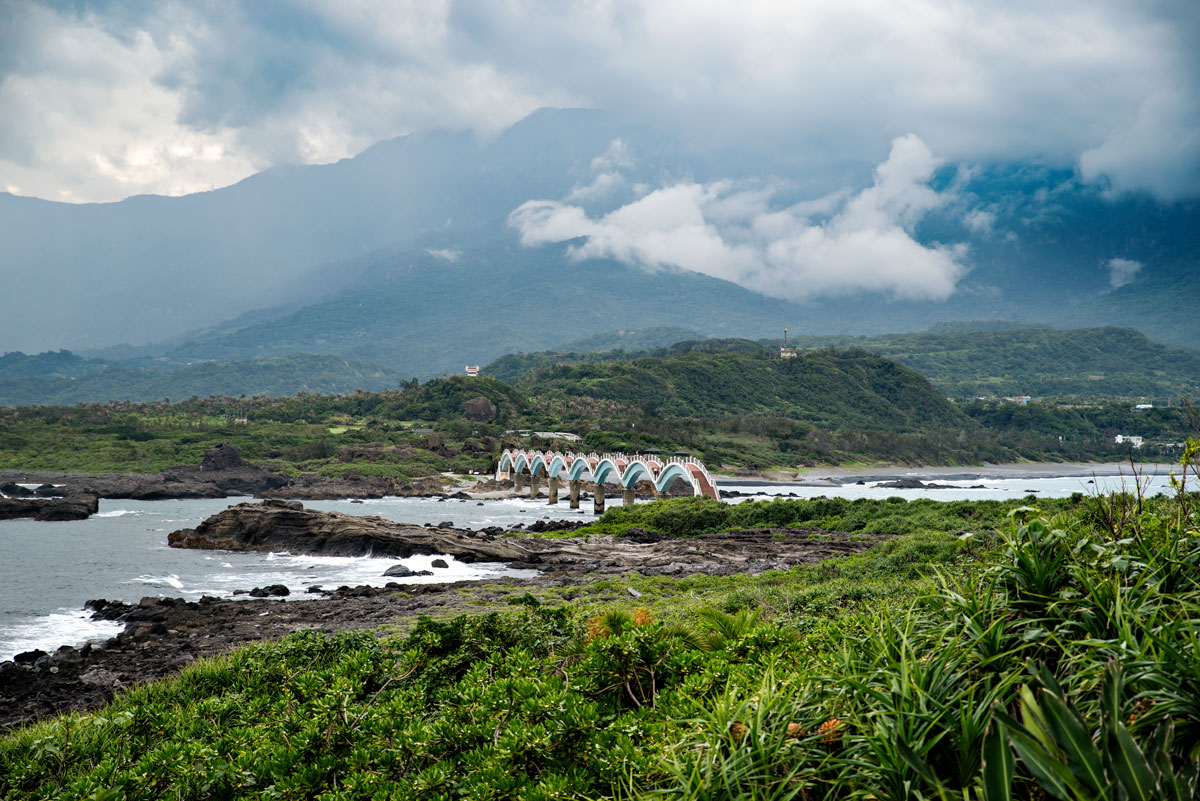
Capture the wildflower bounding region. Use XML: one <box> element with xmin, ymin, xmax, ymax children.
<box><xmin>818</xmin><ymin>718</ymin><xmax>843</xmax><ymax>744</ymax></box>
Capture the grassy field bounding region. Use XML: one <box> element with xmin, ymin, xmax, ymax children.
<box><xmin>3</xmin><ymin>443</ymin><xmax>1198</xmax><ymax>799</ymax></box>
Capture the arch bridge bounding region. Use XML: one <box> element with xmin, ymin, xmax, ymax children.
<box><xmin>496</xmin><ymin>448</ymin><xmax>719</xmax><ymax>513</ymax></box>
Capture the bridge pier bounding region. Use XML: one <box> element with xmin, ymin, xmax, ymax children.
<box><xmin>529</xmin><ymin>473</ymin><xmax>540</xmax><ymax>498</ymax></box>
<box><xmin>593</xmin><ymin>489</ymin><xmax>606</xmax><ymax>515</ymax></box>
<box><xmin>547</xmin><ymin>477</ymin><xmax>559</xmax><ymax>504</ymax></box>
<box><xmin>622</xmin><ymin>487</ymin><xmax>635</xmax><ymax>506</ymax></box>
<box><xmin>514</xmin><ymin>472</ymin><xmax>526</xmax><ymax>491</ymax></box>
<box><xmin>569</xmin><ymin>480</ymin><xmax>580</xmax><ymax>509</ymax></box>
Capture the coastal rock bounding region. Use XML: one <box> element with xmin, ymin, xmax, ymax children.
<box><xmin>248</xmin><ymin>584</ymin><xmax>290</xmax><ymax>597</ymax></box>
<box><xmin>0</xmin><ymin>492</ymin><xmax>99</xmax><ymax>521</ymax></box>
<box><xmin>875</xmin><ymin>479</ymin><xmax>959</xmax><ymax>490</ymax></box>
<box><xmin>382</xmin><ymin>564</ymin><xmax>434</xmax><ymax>578</ymax></box>
<box><xmin>166</xmin><ymin>501</ymin><xmax>893</xmax><ymax>579</ymax></box>
<box><xmin>431</xmin><ymin>558</ymin><xmax>449</xmax><ymax>569</ymax></box>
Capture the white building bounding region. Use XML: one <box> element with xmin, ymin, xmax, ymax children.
<box><xmin>1115</xmin><ymin>434</ymin><xmax>1144</xmax><ymax>448</ymax></box>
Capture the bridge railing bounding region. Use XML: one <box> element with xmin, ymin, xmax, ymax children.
<box><xmin>495</xmin><ymin>447</ymin><xmax>719</xmax><ymax>498</ymax></box>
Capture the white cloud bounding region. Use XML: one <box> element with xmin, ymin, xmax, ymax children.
<box><xmin>510</xmin><ymin>134</ymin><xmax>967</xmax><ymax>302</ymax></box>
<box><xmin>565</xmin><ymin>139</ymin><xmax>634</xmax><ymax>202</ymax></box>
<box><xmin>964</xmin><ymin>209</ymin><xmax>996</xmax><ymax>235</ymax></box>
<box><xmin>426</xmin><ymin>247</ymin><xmax>461</xmax><ymax>262</ymax></box>
<box><xmin>1106</xmin><ymin>257</ymin><xmax>1143</xmax><ymax>288</ymax></box>
<box><xmin>1079</xmin><ymin>89</ymin><xmax>1200</xmax><ymax>201</ymax></box>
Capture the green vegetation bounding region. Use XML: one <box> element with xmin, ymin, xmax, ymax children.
<box><xmin>4</xmin><ymin>446</ymin><xmax>1199</xmax><ymax>799</ymax></box>
<box><xmin>487</xmin><ymin>326</ymin><xmax>1200</xmax><ymax>402</ymax></box>
<box><xmin>2</xmin><ymin>347</ymin><xmax>1195</xmax><ymax>476</ymax></box>
<box><xmin>0</xmin><ymin>353</ymin><xmax>406</xmax><ymax>406</ymax></box>
<box><xmin>573</xmin><ymin>494</ymin><xmax>1083</xmax><ymax>539</ymax></box>
<box><xmin>779</xmin><ymin>326</ymin><xmax>1200</xmax><ymax>400</ymax></box>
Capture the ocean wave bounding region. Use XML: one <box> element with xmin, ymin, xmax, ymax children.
<box><xmin>128</xmin><ymin>574</ymin><xmax>185</xmax><ymax>590</ymax></box>
<box><xmin>94</xmin><ymin>509</ymin><xmax>145</xmax><ymax>518</ymax></box>
<box><xmin>0</xmin><ymin>610</ymin><xmax>123</xmax><ymax>662</ymax></box>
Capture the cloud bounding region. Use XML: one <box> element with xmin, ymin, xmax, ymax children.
<box><xmin>1079</xmin><ymin>89</ymin><xmax>1200</xmax><ymax>201</ymax></box>
<box><xmin>964</xmin><ymin>209</ymin><xmax>996</xmax><ymax>235</ymax></box>
<box><xmin>510</xmin><ymin>134</ymin><xmax>967</xmax><ymax>302</ymax></box>
<box><xmin>2</xmin><ymin>1</ymin><xmax>1197</xmax><ymax>202</ymax></box>
<box><xmin>565</xmin><ymin>138</ymin><xmax>632</xmax><ymax>202</ymax></box>
<box><xmin>426</xmin><ymin>247</ymin><xmax>461</xmax><ymax>262</ymax></box>
<box><xmin>1105</xmin><ymin>257</ymin><xmax>1143</xmax><ymax>288</ymax></box>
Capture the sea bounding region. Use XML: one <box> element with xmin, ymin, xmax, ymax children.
<box><xmin>0</xmin><ymin>466</ymin><xmax>1181</xmax><ymax>661</ymax></box>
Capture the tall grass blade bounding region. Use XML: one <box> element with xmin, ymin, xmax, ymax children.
<box><xmin>1112</xmin><ymin>723</ymin><xmax>1159</xmax><ymax>801</ymax></box>
<box><xmin>981</xmin><ymin>720</ymin><xmax>1014</xmax><ymax>801</ymax></box>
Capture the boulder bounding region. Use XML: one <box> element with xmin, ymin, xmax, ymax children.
<box><xmin>462</xmin><ymin>396</ymin><xmax>496</xmax><ymax>422</ymax></box>
<box><xmin>430</xmin><ymin>558</ymin><xmax>450</xmax><ymax>569</ymax></box>
<box><xmin>382</xmin><ymin>564</ymin><xmax>434</xmax><ymax>578</ymax></box>
<box><xmin>200</xmin><ymin>443</ymin><xmax>246</xmax><ymax>471</ymax></box>
<box><xmin>248</xmin><ymin>584</ymin><xmax>290</xmax><ymax>597</ymax></box>
<box><xmin>0</xmin><ymin>492</ymin><xmax>99</xmax><ymax>521</ymax></box>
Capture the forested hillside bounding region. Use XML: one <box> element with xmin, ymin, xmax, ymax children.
<box><xmin>487</xmin><ymin>326</ymin><xmax>1200</xmax><ymax>401</ymax></box>
<box><xmin>519</xmin><ymin>349</ymin><xmax>962</xmax><ymax>430</ymax></box>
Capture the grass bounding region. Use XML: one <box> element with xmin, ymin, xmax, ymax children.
<box><xmin>2</xmin><ymin>444</ymin><xmax>1198</xmax><ymax>799</ymax></box>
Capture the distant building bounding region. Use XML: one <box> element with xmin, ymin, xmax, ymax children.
<box><xmin>1115</xmin><ymin>434</ymin><xmax>1144</xmax><ymax>448</ymax></box>
<box><xmin>1133</xmin><ymin>403</ymin><xmax>1154</xmax><ymax>411</ymax></box>
<box><xmin>465</xmin><ymin>365</ymin><xmax>480</xmax><ymax>377</ymax></box>
<box><xmin>779</xmin><ymin>347</ymin><xmax>798</xmax><ymax>358</ymax></box>
<box><xmin>413</xmin><ymin>427</ymin><xmax>434</xmax><ymax>435</ymax></box>
<box><xmin>1007</xmin><ymin>395</ymin><xmax>1032</xmax><ymax>405</ymax></box>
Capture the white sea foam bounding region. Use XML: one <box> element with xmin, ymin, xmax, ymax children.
<box><xmin>0</xmin><ymin>610</ymin><xmax>123</xmax><ymax>662</ymax></box>
<box><xmin>94</xmin><ymin>509</ymin><xmax>144</xmax><ymax>518</ymax></box>
<box><xmin>129</xmin><ymin>573</ymin><xmax>185</xmax><ymax>590</ymax></box>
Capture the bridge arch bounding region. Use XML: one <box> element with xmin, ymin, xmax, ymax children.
<box><xmin>496</xmin><ymin>448</ymin><xmax>718</xmax><ymax>500</ymax></box>
<box><xmin>654</xmin><ymin>463</ymin><xmax>697</xmax><ymax>495</ymax></box>
<box><xmin>547</xmin><ymin>454</ymin><xmax>570</xmax><ymax>479</ymax></box>
<box><xmin>568</xmin><ymin>455</ymin><xmax>596</xmax><ymax>481</ymax></box>
<box><xmin>620</xmin><ymin>459</ymin><xmax>657</xmax><ymax>488</ymax></box>
<box><xmin>591</xmin><ymin>457</ymin><xmax>620</xmax><ymax>486</ymax></box>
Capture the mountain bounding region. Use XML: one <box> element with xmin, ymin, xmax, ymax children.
<box><xmin>2</xmin><ymin>108</ymin><xmax>1196</xmax><ymax>371</ymax></box>
<box><xmin>0</xmin><ymin>354</ymin><xmax>404</xmax><ymax>406</ymax></box>
<box><xmin>786</xmin><ymin>326</ymin><xmax>1200</xmax><ymax>400</ymax></box>
<box><xmin>156</xmin><ymin>238</ymin><xmax>797</xmax><ymax>377</ymax></box>
<box><xmin>519</xmin><ymin>349</ymin><xmax>963</xmax><ymax>431</ymax></box>
<box><xmin>485</xmin><ymin>326</ymin><xmax>1200</xmax><ymax>401</ymax></box>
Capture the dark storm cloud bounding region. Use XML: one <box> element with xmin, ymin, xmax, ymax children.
<box><xmin>1</xmin><ymin>0</ymin><xmax>1197</xmax><ymax>202</ymax></box>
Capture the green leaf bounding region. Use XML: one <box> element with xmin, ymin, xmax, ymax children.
<box><xmin>895</xmin><ymin>738</ymin><xmax>941</xmax><ymax>790</ymax></box>
<box><xmin>1004</xmin><ymin>724</ymin><xmax>1079</xmax><ymax>801</ymax></box>
<box><xmin>1040</xmin><ymin>691</ymin><xmax>1106</xmax><ymax>795</ymax></box>
<box><xmin>1112</xmin><ymin>722</ymin><xmax>1159</xmax><ymax>801</ymax></box>
<box><xmin>981</xmin><ymin>720</ymin><xmax>1015</xmax><ymax>801</ymax></box>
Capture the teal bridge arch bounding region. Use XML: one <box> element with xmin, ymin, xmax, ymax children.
<box><xmin>495</xmin><ymin>448</ymin><xmax>718</xmax><ymax>512</ymax></box>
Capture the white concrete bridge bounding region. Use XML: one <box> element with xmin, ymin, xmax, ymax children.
<box><xmin>495</xmin><ymin>448</ymin><xmax>719</xmax><ymax>513</ymax></box>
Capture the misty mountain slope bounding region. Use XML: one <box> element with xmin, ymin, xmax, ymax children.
<box><xmin>0</xmin><ymin>109</ymin><xmax>625</xmax><ymax>353</ymax></box>
<box><xmin>2</xmin><ymin>108</ymin><xmax>1196</xmax><ymax>360</ymax></box>
<box><xmin>0</xmin><ymin>354</ymin><xmax>404</xmax><ymax>406</ymax></box>
<box><xmin>165</xmin><ymin>240</ymin><xmax>799</xmax><ymax>377</ymax></box>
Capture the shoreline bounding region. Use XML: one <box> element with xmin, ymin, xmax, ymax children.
<box><xmin>722</xmin><ymin>460</ymin><xmax>1180</xmax><ymax>486</ymax></box>
<box><xmin>1</xmin><ymin>502</ymin><xmax>887</xmax><ymax>729</ymax></box>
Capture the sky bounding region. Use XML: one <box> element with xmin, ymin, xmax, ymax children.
<box><xmin>1</xmin><ymin>0</ymin><xmax>1197</xmax><ymax>205</ymax></box>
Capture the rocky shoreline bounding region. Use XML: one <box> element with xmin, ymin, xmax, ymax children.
<box><xmin>0</xmin><ymin>443</ymin><xmax>475</xmax><ymax>521</ymax></box>
<box><xmin>0</xmin><ymin>500</ymin><xmax>888</xmax><ymax>729</ymax></box>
